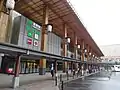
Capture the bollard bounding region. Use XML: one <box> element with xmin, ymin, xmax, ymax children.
<box><xmin>73</xmin><ymin>74</ymin><xmax>74</xmax><ymax>79</ymax></box>
<box><xmin>77</xmin><ymin>72</ymin><xmax>78</xmax><ymax>77</ymax></box>
<box><xmin>61</xmin><ymin>81</ymin><xmax>64</xmax><ymax>90</ymax></box>
<box><xmin>67</xmin><ymin>72</ymin><xmax>69</xmax><ymax>80</ymax></box>
<box><xmin>60</xmin><ymin>74</ymin><xmax>62</xmax><ymax>82</ymax></box>
<box><xmin>55</xmin><ymin>76</ymin><xmax>57</xmax><ymax>86</ymax></box>
<box><xmin>73</xmin><ymin>70</ymin><xmax>75</xmax><ymax>79</ymax></box>
<box><xmin>55</xmin><ymin>73</ymin><xmax>58</xmax><ymax>86</ymax></box>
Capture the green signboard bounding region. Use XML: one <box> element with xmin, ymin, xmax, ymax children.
<box><xmin>26</xmin><ymin>19</ymin><xmax>33</xmax><ymax>25</ymax></box>
<box><xmin>26</xmin><ymin>19</ymin><xmax>41</xmax><ymax>45</ymax></box>
<box><xmin>27</xmin><ymin>31</ymin><xmax>32</xmax><ymax>37</ymax></box>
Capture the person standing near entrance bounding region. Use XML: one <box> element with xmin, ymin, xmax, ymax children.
<box><xmin>50</xmin><ymin>63</ymin><xmax>54</xmax><ymax>78</ymax></box>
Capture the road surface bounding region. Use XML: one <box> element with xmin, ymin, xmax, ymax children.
<box><xmin>64</xmin><ymin>71</ymin><xmax>120</xmax><ymax>90</ymax></box>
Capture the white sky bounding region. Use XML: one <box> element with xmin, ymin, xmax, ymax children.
<box><xmin>69</xmin><ymin>0</ymin><xmax>120</xmax><ymax>46</ymax></box>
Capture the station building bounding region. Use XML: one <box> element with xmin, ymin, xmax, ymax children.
<box><xmin>0</xmin><ymin>0</ymin><xmax>104</xmax><ymax>88</ymax></box>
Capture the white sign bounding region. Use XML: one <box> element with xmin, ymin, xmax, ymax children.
<box><xmin>34</xmin><ymin>40</ymin><xmax>38</xmax><ymax>46</ymax></box>
<box><xmin>32</xmin><ymin>23</ymin><xmax>40</xmax><ymax>30</ymax></box>
<box><xmin>6</xmin><ymin>0</ymin><xmax>15</xmax><ymax>10</ymax></box>
<box><xmin>34</xmin><ymin>34</ymin><xmax>38</xmax><ymax>40</ymax></box>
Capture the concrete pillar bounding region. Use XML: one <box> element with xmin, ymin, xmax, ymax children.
<box><xmin>74</xmin><ymin>34</ymin><xmax>78</xmax><ymax>71</ymax></box>
<box><xmin>12</xmin><ymin>54</ymin><xmax>21</xmax><ymax>88</ymax></box>
<box><xmin>63</xmin><ymin>24</ymin><xmax>68</xmax><ymax>73</ymax></box>
<box><xmin>92</xmin><ymin>53</ymin><xmax>95</xmax><ymax>63</ymax></box>
<box><xmin>86</xmin><ymin>45</ymin><xmax>90</xmax><ymax>61</ymax></box>
<box><xmin>39</xmin><ymin>6</ymin><xmax>49</xmax><ymax>75</ymax></box>
<box><xmin>91</xmin><ymin>49</ymin><xmax>93</xmax><ymax>62</ymax></box>
<box><xmin>81</xmin><ymin>39</ymin><xmax>85</xmax><ymax>62</ymax></box>
<box><xmin>74</xmin><ymin>35</ymin><xmax>78</xmax><ymax>59</ymax></box>
<box><xmin>81</xmin><ymin>39</ymin><xmax>85</xmax><ymax>75</ymax></box>
<box><xmin>84</xmin><ymin>44</ymin><xmax>88</xmax><ymax>72</ymax></box>
<box><xmin>0</xmin><ymin>0</ymin><xmax>9</xmax><ymax>42</ymax></box>
<box><xmin>89</xmin><ymin>47</ymin><xmax>91</xmax><ymax>61</ymax></box>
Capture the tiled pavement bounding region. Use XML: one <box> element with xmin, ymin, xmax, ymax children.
<box><xmin>0</xmin><ymin>72</ymin><xmax>65</xmax><ymax>90</ymax></box>
<box><xmin>0</xmin><ymin>71</ymin><xmax>100</xmax><ymax>90</ymax></box>
<box><xmin>1</xmin><ymin>80</ymin><xmax>59</xmax><ymax>90</ymax></box>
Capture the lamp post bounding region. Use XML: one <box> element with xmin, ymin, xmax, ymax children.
<box><xmin>6</xmin><ymin>0</ymin><xmax>15</xmax><ymax>14</ymax></box>
<box><xmin>84</xmin><ymin>49</ymin><xmax>87</xmax><ymax>61</ymax></box>
<box><xmin>89</xmin><ymin>52</ymin><xmax>92</xmax><ymax>61</ymax></box>
<box><xmin>66</xmin><ymin>37</ymin><xmax>70</xmax><ymax>57</ymax></box>
<box><xmin>45</xmin><ymin>24</ymin><xmax>52</xmax><ymax>53</ymax></box>
<box><xmin>77</xmin><ymin>45</ymin><xmax>81</xmax><ymax>60</ymax></box>
<box><xmin>67</xmin><ymin>37</ymin><xmax>70</xmax><ymax>55</ymax></box>
<box><xmin>78</xmin><ymin>45</ymin><xmax>80</xmax><ymax>49</ymax></box>
<box><xmin>6</xmin><ymin>0</ymin><xmax>15</xmax><ymax>10</ymax></box>
<box><xmin>65</xmin><ymin>37</ymin><xmax>70</xmax><ymax>75</ymax></box>
<box><xmin>46</xmin><ymin>24</ymin><xmax>53</xmax><ymax>33</ymax></box>
<box><xmin>93</xmin><ymin>55</ymin><xmax>95</xmax><ymax>62</ymax></box>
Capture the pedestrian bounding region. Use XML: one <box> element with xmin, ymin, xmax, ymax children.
<box><xmin>50</xmin><ymin>63</ymin><xmax>54</xmax><ymax>78</ymax></box>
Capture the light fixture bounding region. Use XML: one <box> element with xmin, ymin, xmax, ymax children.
<box><xmin>6</xmin><ymin>0</ymin><xmax>15</xmax><ymax>10</ymax></box>
<box><xmin>78</xmin><ymin>45</ymin><xmax>80</xmax><ymax>49</ymax></box>
<box><xmin>26</xmin><ymin>50</ymin><xmax>30</xmax><ymax>55</ymax></box>
<box><xmin>89</xmin><ymin>52</ymin><xmax>91</xmax><ymax>55</ymax></box>
<box><xmin>93</xmin><ymin>55</ymin><xmax>94</xmax><ymax>57</ymax></box>
<box><xmin>67</xmin><ymin>37</ymin><xmax>70</xmax><ymax>43</ymax></box>
<box><xmin>1</xmin><ymin>53</ymin><xmax>4</xmax><ymax>57</ymax></box>
<box><xmin>46</xmin><ymin>24</ymin><xmax>53</xmax><ymax>32</ymax></box>
<box><xmin>84</xmin><ymin>49</ymin><xmax>87</xmax><ymax>53</ymax></box>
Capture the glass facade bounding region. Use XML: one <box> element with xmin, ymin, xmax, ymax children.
<box><xmin>20</xmin><ymin>60</ymin><xmax>39</xmax><ymax>74</ymax></box>
<box><xmin>0</xmin><ymin>56</ymin><xmax>40</xmax><ymax>74</ymax></box>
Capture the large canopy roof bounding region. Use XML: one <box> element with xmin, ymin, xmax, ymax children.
<box><xmin>14</xmin><ymin>0</ymin><xmax>104</xmax><ymax>56</ymax></box>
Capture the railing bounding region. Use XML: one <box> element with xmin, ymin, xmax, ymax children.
<box><xmin>57</xmin><ymin>69</ymin><xmax>101</xmax><ymax>90</ymax></box>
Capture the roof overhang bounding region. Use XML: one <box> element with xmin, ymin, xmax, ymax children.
<box><xmin>0</xmin><ymin>42</ymin><xmax>81</xmax><ymax>62</ymax></box>
<box><xmin>14</xmin><ymin>0</ymin><xmax>104</xmax><ymax>56</ymax></box>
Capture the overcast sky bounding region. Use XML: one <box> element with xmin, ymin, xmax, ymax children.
<box><xmin>69</xmin><ymin>0</ymin><xmax>120</xmax><ymax>46</ymax></box>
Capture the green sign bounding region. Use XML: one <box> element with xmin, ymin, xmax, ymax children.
<box><xmin>26</xmin><ymin>25</ymin><xmax>31</xmax><ymax>31</ymax></box>
<box><xmin>26</xmin><ymin>18</ymin><xmax>41</xmax><ymax>41</ymax></box>
<box><xmin>26</xmin><ymin>19</ymin><xmax>33</xmax><ymax>25</ymax></box>
<box><xmin>34</xmin><ymin>30</ymin><xmax>40</xmax><ymax>35</ymax></box>
<box><xmin>27</xmin><ymin>31</ymin><xmax>32</xmax><ymax>38</ymax></box>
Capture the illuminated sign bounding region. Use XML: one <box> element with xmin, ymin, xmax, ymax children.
<box><xmin>32</xmin><ymin>22</ymin><xmax>41</xmax><ymax>30</ymax></box>
<box><xmin>27</xmin><ymin>31</ymin><xmax>32</xmax><ymax>37</ymax></box>
<box><xmin>34</xmin><ymin>40</ymin><xmax>38</xmax><ymax>46</ymax></box>
<box><xmin>34</xmin><ymin>34</ymin><xmax>39</xmax><ymax>40</ymax></box>
<box><xmin>27</xmin><ymin>38</ymin><xmax>32</xmax><ymax>45</ymax></box>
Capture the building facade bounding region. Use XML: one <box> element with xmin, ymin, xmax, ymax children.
<box><xmin>100</xmin><ymin>44</ymin><xmax>120</xmax><ymax>64</ymax></box>
<box><xmin>0</xmin><ymin>11</ymin><xmax>64</xmax><ymax>74</ymax></box>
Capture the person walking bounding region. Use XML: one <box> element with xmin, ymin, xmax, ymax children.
<box><xmin>50</xmin><ymin>63</ymin><xmax>54</xmax><ymax>78</ymax></box>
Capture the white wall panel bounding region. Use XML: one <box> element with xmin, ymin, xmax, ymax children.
<box><xmin>47</xmin><ymin>33</ymin><xmax>61</xmax><ymax>55</ymax></box>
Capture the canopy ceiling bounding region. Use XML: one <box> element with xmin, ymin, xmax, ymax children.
<box><xmin>14</xmin><ymin>0</ymin><xmax>104</xmax><ymax>56</ymax></box>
